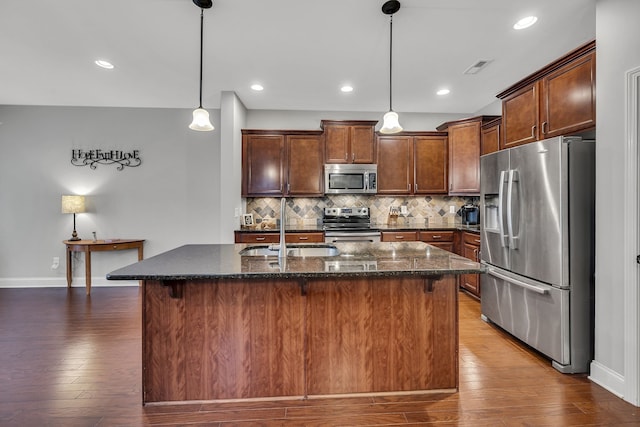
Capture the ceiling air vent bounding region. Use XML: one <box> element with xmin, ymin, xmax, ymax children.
<box><xmin>464</xmin><ymin>59</ymin><xmax>492</xmax><ymax>75</ymax></box>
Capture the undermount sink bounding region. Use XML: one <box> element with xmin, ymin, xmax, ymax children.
<box><xmin>239</xmin><ymin>244</ymin><xmax>340</xmax><ymax>257</ymax></box>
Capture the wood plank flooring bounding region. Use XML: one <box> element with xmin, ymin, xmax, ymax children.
<box><xmin>0</xmin><ymin>286</ymin><xmax>638</xmax><ymax>426</ymax></box>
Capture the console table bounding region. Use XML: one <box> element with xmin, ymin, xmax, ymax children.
<box><xmin>63</xmin><ymin>239</ymin><xmax>145</xmax><ymax>295</ymax></box>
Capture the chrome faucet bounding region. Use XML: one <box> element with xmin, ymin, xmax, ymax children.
<box><xmin>279</xmin><ymin>197</ymin><xmax>287</xmax><ymax>259</ymax></box>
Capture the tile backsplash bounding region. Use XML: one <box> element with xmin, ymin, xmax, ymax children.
<box><xmin>245</xmin><ymin>195</ymin><xmax>478</xmax><ymax>228</ymax></box>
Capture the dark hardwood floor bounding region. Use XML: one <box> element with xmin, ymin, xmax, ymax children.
<box><xmin>0</xmin><ymin>286</ymin><xmax>638</xmax><ymax>426</ymax></box>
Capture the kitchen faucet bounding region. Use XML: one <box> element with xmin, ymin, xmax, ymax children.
<box><xmin>279</xmin><ymin>197</ymin><xmax>287</xmax><ymax>259</ymax></box>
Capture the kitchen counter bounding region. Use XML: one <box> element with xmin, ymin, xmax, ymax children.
<box><xmin>109</xmin><ymin>242</ymin><xmax>481</xmax><ymax>404</ymax></box>
<box><xmin>235</xmin><ymin>222</ymin><xmax>480</xmax><ymax>234</ymax></box>
<box><xmin>107</xmin><ymin>241</ymin><xmax>483</xmax><ymax>281</ymax></box>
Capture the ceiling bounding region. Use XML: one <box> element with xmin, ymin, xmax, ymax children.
<box><xmin>0</xmin><ymin>0</ymin><xmax>595</xmax><ymax>115</ymax></box>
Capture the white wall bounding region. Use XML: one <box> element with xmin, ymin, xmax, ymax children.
<box><xmin>0</xmin><ymin>105</ymin><xmax>221</xmax><ymax>287</ymax></box>
<box><xmin>591</xmin><ymin>0</ymin><xmax>640</xmax><ymax>400</ymax></box>
<box><xmin>246</xmin><ymin>109</ymin><xmax>468</xmax><ymax>131</ymax></box>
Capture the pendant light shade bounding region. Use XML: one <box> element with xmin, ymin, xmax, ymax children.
<box><xmin>189</xmin><ymin>108</ymin><xmax>214</xmax><ymax>131</ymax></box>
<box><xmin>379</xmin><ymin>0</ymin><xmax>403</xmax><ymax>135</ymax></box>
<box><xmin>189</xmin><ymin>1</ymin><xmax>214</xmax><ymax>132</ymax></box>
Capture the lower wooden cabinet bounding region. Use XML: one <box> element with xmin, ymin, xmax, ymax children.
<box><xmin>381</xmin><ymin>231</ymin><xmax>418</xmax><ymax>242</ymax></box>
<box><xmin>419</xmin><ymin>231</ymin><xmax>455</xmax><ymax>252</ymax></box>
<box><xmin>235</xmin><ymin>231</ymin><xmax>324</xmax><ymax>244</ymax></box>
<box><xmin>459</xmin><ymin>231</ymin><xmax>481</xmax><ymax>298</ymax></box>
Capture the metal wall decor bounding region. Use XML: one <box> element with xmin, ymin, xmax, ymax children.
<box><xmin>71</xmin><ymin>149</ymin><xmax>142</xmax><ymax>171</ymax></box>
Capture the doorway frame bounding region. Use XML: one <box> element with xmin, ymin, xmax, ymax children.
<box><xmin>624</xmin><ymin>66</ymin><xmax>640</xmax><ymax>406</ymax></box>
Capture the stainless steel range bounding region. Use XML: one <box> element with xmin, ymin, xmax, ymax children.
<box><xmin>322</xmin><ymin>207</ymin><xmax>381</xmax><ymax>243</ymax></box>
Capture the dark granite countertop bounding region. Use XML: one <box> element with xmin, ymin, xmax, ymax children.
<box><xmin>236</xmin><ymin>223</ymin><xmax>480</xmax><ymax>234</ymax></box>
<box><xmin>107</xmin><ymin>242</ymin><xmax>484</xmax><ymax>281</ymax></box>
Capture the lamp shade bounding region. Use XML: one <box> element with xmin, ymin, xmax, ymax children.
<box><xmin>189</xmin><ymin>108</ymin><xmax>214</xmax><ymax>131</ymax></box>
<box><xmin>379</xmin><ymin>111</ymin><xmax>403</xmax><ymax>134</ymax></box>
<box><xmin>61</xmin><ymin>195</ymin><xmax>86</xmax><ymax>214</ymax></box>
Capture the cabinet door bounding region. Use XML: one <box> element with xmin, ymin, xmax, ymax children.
<box><xmin>324</xmin><ymin>125</ymin><xmax>349</xmax><ymax>163</ymax></box>
<box><xmin>242</xmin><ymin>135</ymin><xmax>284</xmax><ymax>196</ymax></box>
<box><xmin>414</xmin><ymin>136</ymin><xmax>447</xmax><ymax>194</ymax></box>
<box><xmin>287</xmin><ymin>135</ymin><xmax>324</xmax><ymax>196</ymax></box>
<box><xmin>376</xmin><ymin>136</ymin><xmax>413</xmax><ymax>195</ymax></box>
<box><xmin>481</xmin><ymin>123</ymin><xmax>500</xmax><ymax>156</ymax></box>
<box><xmin>350</xmin><ymin>125</ymin><xmax>375</xmax><ymax>163</ymax></box>
<box><xmin>502</xmin><ymin>83</ymin><xmax>539</xmax><ymax>149</ymax></box>
<box><xmin>448</xmin><ymin>121</ymin><xmax>481</xmax><ymax>195</ymax></box>
<box><xmin>540</xmin><ymin>51</ymin><xmax>595</xmax><ymax>139</ymax></box>
<box><xmin>460</xmin><ymin>242</ymin><xmax>480</xmax><ymax>297</ymax></box>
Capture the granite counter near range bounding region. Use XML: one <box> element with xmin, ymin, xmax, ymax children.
<box><xmin>108</xmin><ymin>242</ymin><xmax>482</xmax><ymax>405</ymax></box>
<box><xmin>234</xmin><ymin>221</ymin><xmax>479</xmax><ymax>234</ymax></box>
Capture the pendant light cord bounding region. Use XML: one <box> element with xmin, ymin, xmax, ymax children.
<box><xmin>389</xmin><ymin>14</ymin><xmax>393</xmax><ymax>112</ymax></box>
<box><xmin>198</xmin><ymin>8</ymin><xmax>204</xmax><ymax>109</ymax></box>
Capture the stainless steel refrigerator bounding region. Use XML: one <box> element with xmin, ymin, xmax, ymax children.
<box><xmin>480</xmin><ymin>136</ymin><xmax>595</xmax><ymax>373</ymax></box>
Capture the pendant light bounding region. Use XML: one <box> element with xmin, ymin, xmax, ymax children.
<box><xmin>379</xmin><ymin>0</ymin><xmax>403</xmax><ymax>134</ymax></box>
<box><xmin>189</xmin><ymin>0</ymin><xmax>214</xmax><ymax>131</ymax></box>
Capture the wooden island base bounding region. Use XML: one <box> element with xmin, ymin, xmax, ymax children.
<box><xmin>142</xmin><ymin>275</ymin><xmax>458</xmax><ymax>404</ymax></box>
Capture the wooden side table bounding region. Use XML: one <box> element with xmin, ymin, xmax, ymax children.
<box><xmin>63</xmin><ymin>239</ymin><xmax>145</xmax><ymax>295</ymax></box>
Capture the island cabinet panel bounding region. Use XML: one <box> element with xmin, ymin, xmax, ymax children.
<box><xmin>142</xmin><ymin>280</ymin><xmax>305</xmax><ymax>402</ymax></box>
<box><xmin>305</xmin><ymin>276</ymin><xmax>458</xmax><ymax>394</ymax></box>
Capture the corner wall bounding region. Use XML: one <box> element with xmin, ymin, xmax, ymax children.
<box><xmin>591</xmin><ymin>0</ymin><xmax>640</xmax><ymax>401</ymax></box>
<box><xmin>0</xmin><ymin>105</ymin><xmax>222</xmax><ymax>288</ymax></box>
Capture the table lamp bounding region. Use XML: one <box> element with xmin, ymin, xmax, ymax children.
<box><xmin>61</xmin><ymin>195</ymin><xmax>86</xmax><ymax>241</ymax></box>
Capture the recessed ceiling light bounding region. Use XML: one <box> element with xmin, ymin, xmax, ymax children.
<box><xmin>94</xmin><ymin>59</ymin><xmax>114</xmax><ymax>69</ymax></box>
<box><xmin>513</xmin><ymin>16</ymin><xmax>538</xmax><ymax>30</ymax></box>
<box><xmin>437</xmin><ymin>89</ymin><xmax>450</xmax><ymax>96</ymax></box>
<box><xmin>251</xmin><ymin>84</ymin><xmax>264</xmax><ymax>91</ymax></box>
<box><xmin>341</xmin><ymin>85</ymin><xmax>354</xmax><ymax>93</ymax></box>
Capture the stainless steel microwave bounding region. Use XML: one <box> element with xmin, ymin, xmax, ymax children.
<box><xmin>324</xmin><ymin>164</ymin><xmax>377</xmax><ymax>194</ymax></box>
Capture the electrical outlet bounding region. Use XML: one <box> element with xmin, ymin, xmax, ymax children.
<box><xmin>234</xmin><ymin>208</ymin><xmax>240</xmax><ymax>217</ymax></box>
<box><xmin>449</xmin><ymin>205</ymin><xmax>456</xmax><ymax>214</ymax></box>
<box><xmin>51</xmin><ymin>257</ymin><xmax>60</xmax><ymax>270</ymax></box>
<box><xmin>400</xmin><ymin>205</ymin><xmax>408</xmax><ymax>215</ymax></box>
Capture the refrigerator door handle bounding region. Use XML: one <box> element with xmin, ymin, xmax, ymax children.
<box><xmin>487</xmin><ymin>268</ymin><xmax>549</xmax><ymax>295</ymax></box>
<box><xmin>497</xmin><ymin>170</ymin><xmax>508</xmax><ymax>247</ymax></box>
<box><xmin>506</xmin><ymin>169</ymin><xmax>519</xmax><ymax>249</ymax></box>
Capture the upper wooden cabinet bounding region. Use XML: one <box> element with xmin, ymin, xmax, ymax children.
<box><xmin>481</xmin><ymin>118</ymin><xmax>501</xmax><ymax>156</ymax></box>
<box><xmin>414</xmin><ymin>135</ymin><xmax>448</xmax><ymax>194</ymax></box>
<box><xmin>286</xmin><ymin>134</ymin><xmax>324</xmax><ymax>196</ymax></box>
<box><xmin>498</xmin><ymin>41</ymin><xmax>595</xmax><ymax>149</ymax></box>
<box><xmin>376</xmin><ymin>132</ymin><xmax>448</xmax><ymax>195</ymax></box>
<box><xmin>242</xmin><ymin>130</ymin><xmax>324</xmax><ymax>197</ymax></box>
<box><xmin>321</xmin><ymin>120</ymin><xmax>377</xmax><ymax>164</ymax></box>
<box><xmin>437</xmin><ymin>116</ymin><xmax>499</xmax><ymax>195</ymax></box>
<box><xmin>242</xmin><ymin>133</ymin><xmax>285</xmax><ymax>196</ymax></box>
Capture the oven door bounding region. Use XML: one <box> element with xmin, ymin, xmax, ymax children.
<box><xmin>324</xmin><ymin>231</ymin><xmax>381</xmax><ymax>243</ymax></box>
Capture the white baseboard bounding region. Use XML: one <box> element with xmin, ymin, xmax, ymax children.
<box><xmin>0</xmin><ymin>277</ymin><xmax>139</xmax><ymax>288</ymax></box>
<box><xmin>589</xmin><ymin>360</ymin><xmax>625</xmax><ymax>399</ymax></box>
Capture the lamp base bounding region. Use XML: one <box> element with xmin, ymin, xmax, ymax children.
<box><xmin>69</xmin><ymin>230</ymin><xmax>81</xmax><ymax>241</ymax></box>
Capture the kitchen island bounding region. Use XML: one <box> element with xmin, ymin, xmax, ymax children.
<box><xmin>107</xmin><ymin>242</ymin><xmax>482</xmax><ymax>404</ymax></box>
